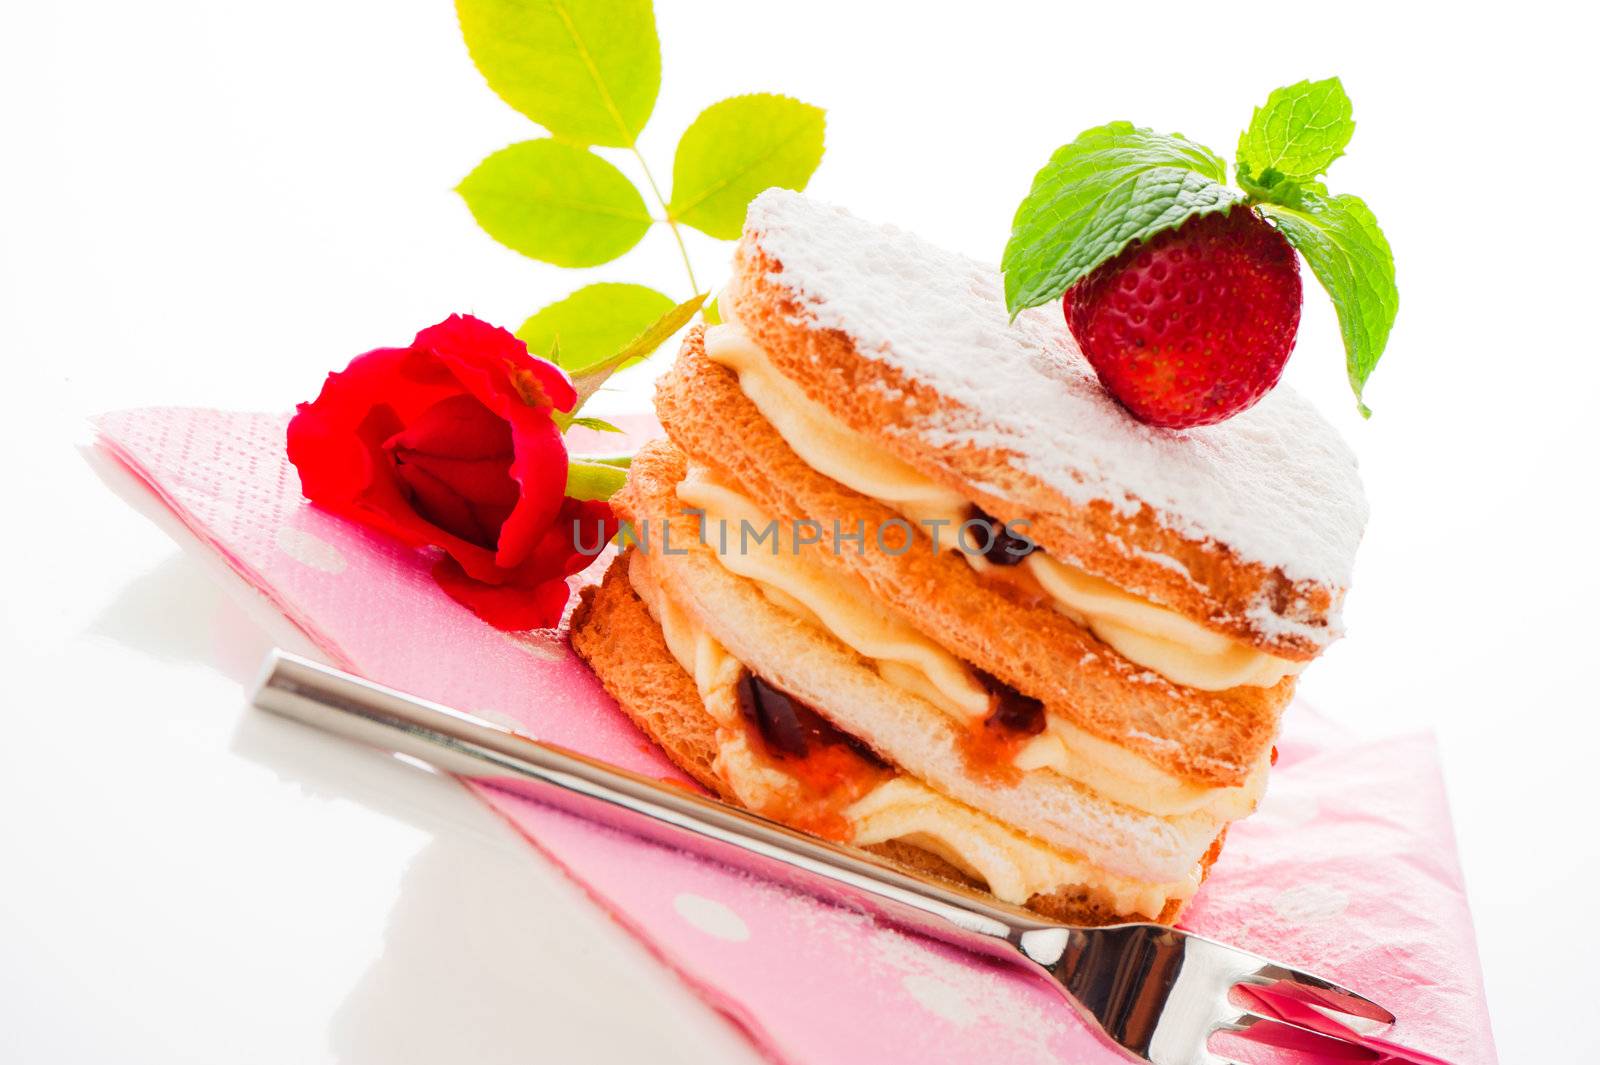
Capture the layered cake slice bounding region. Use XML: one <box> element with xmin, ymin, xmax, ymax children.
<box><xmin>572</xmin><ymin>190</ymin><xmax>1367</xmax><ymax>924</ymax></box>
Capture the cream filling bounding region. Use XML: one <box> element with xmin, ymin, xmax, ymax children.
<box><xmin>1014</xmin><ymin>716</ymin><xmax>1267</xmax><ymax>820</ymax></box>
<box><xmin>627</xmin><ymin>552</ymin><xmax>1194</xmax><ymax>914</ymax></box>
<box><xmin>1023</xmin><ymin>553</ymin><xmax>1304</xmax><ymax>691</ymax></box>
<box><xmin>848</xmin><ymin>778</ymin><xmax>1197</xmax><ymax>914</ymax></box>
<box><xmin>675</xmin><ymin>466</ymin><xmax>992</xmax><ymax>721</ymax></box>
<box><xmin>702</xmin><ymin>323</ymin><xmax>970</xmax><ymax>518</ymax></box>
<box><xmin>673</xmin><ymin>465</ymin><xmax>1259</xmax><ymax>822</ymax></box>
<box><xmin>702</xmin><ymin>322</ymin><xmax>1303</xmax><ymax>692</ymax></box>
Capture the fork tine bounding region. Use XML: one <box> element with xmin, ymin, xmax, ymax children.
<box><xmin>1235</xmin><ymin>963</ymin><xmax>1396</xmax><ymax>1029</ymax></box>
<box><xmin>1179</xmin><ymin>930</ymin><xmax>1396</xmax><ymax>1029</ymax></box>
<box><xmin>1214</xmin><ymin>1009</ymin><xmax>1381</xmax><ymax>1060</ymax></box>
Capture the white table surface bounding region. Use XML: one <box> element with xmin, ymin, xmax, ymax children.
<box><xmin>3</xmin><ymin>2</ymin><xmax>1596</xmax><ymax>1062</ymax></box>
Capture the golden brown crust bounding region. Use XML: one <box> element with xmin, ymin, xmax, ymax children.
<box><xmin>570</xmin><ymin>561</ymin><xmax>731</xmax><ymax>799</ymax></box>
<box><xmin>721</xmin><ymin>247</ymin><xmax>1339</xmax><ymax>659</ymax></box>
<box><xmin>571</xmin><ymin>554</ymin><xmax>1215</xmax><ymax>925</ymax></box>
<box><xmin>654</xmin><ymin>334</ymin><xmax>1287</xmax><ymax>788</ymax></box>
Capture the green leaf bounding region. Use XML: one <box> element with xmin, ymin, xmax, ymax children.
<box><xmin>1237</xmin><ymin>77</ymin><xmax>1354</xmax><ymax>196</ymax></box>
<box><xmin>455</xmin><ymin>0</ymin><xmax>660</xmax><ymax>147</ymax></box>
<box><xmin>1259</xmin><ymin>192</ymin><xmax>1397</xmax><ymax>416</ymax></box>
<box><xmin>580</xmin><ymin>452</ymin><xmax>632</xmax><ymax>468</ymax></box>
<box><xmin>702</xmin><ymin>291</ymin><xmax>723</xmax><ymax>325</ymax></box>
<box><xmin>668</xmin><ymin>94</ymin><xmax>826</xmax><ymax>239</ymax></box>
<box><xmin>1002</xmin><ymin>122</ymin><xmax>1241</xmax><ymax>315</ymax></box>
<box><xmin>457</xmin><ymin>139</ymin><xmax>652</xmax><ymax>267</ymax></box>
<box><xmin>517</xmin><ymin>283</ymin><xmax>675</xmax><ymax>374</ymax></box>
<box><xmin>569</xmin><ymin>416</ymin><xmax>624</xmax><ymax>433</ymax></box>
<box><xmin>565</xmin><ymin>458</ymin><xmax>629</xmax><ymax>501</ymax></box>
<box><xmin>568</xmin><ymin>292</ymin><xmax>707</xmax><ymax>412</ymax></box>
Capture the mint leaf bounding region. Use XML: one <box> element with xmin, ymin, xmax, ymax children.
<box><xmin>518</xmin><ymin>283</ymin><xmax>675</xmax><ymax>374</ymax></box>
<box><xmin>565</xmin><ymin>458</ymin><xmax>628</xmax><ymax>501</ymax></box>
<box><xmin>455</xmin><ymin>0</ymin><xmax>660</xmax><ymax>147</ymax></box>
<box><xmin>1002</xmin><ymin>122</ymin><xmax>1240</xmax><ymax>315</ymax></box>
<box><xmin>1259</xmin><ymin>192</ymin><xmax>1397</xmax><ymax>416</ymax></box>
<box><xmin>1237</xmin><ymin>78</ymin><xmax>1354</xmax><ymax>197</ymax></box>
<box><xmin>457</xmin><ymin>139</ymin><xmax>652</xmax><ymax>267</ymax></box>
<box><xmin>567</xmin><ymin>292</ymin><xmax>706</xmax><ymax>412</ymax></box>
<box><xmin>668</xmin><ymin>94</ymin><xmax>826</xmax><ymax>240</ymax></box>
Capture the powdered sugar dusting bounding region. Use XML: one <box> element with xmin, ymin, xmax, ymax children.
<box><xmin>743</xmin><ymin>190</ymin><xmax>1367</xmax><ymax>588</ymax></box>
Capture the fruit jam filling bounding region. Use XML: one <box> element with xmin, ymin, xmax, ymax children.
<box><xmin>968</xmin><ymin>506</ymin><xmax>1037</xmax><ymax>566</ymax></box>
<box><xmin>955</xmin><ymin>669</ymin><xmax>1047</xmax><ymax>783</ymax></box>
<box><xmin>735</xmin><ymin>671</ymin><xmax>890</xmax><ymax>838</ymax></box>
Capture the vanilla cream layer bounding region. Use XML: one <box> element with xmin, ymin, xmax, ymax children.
<box><xmin>675</xmin><ymin>465</ymin><xmax>992</xmax><ymax>720</ymax></box>
<box><xmin>702</xmin><ymin>322</ymin><xmax>1302</xmax><ymax>692</ymax></box>
<box><xmin>674</xmin><ymin>465</ymin><xmax>1259</xmax><ymax>823</ymax></box>
<box><xmin>626</xmin><ymin>551</ymin><xmax>1194</xmax><ymax>915</ymax></box>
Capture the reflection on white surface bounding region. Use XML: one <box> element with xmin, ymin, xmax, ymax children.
<box><xmin>0</xmin><ymin>449</ymin><xmax>759</xmax><ymax>1064</ymax></box>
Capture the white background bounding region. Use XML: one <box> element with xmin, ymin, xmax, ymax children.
<box><xmin>2</xmin><ymin>2</ymin><xmax>1594</xmax><ymax>1061</ymax></box>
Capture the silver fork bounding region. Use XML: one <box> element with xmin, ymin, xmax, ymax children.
<box><xmin>252</xmin><ymin>650</ymin><xmax>1396</xmax><ymax>1065</ymax></box>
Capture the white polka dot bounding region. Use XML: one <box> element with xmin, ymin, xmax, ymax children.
<box><xmin>1272</xmin><ymin>883</ymin><xmax>1349</xmax><ymax>923</ymax></box>
<box><xmin>902</xmin><ymin>973</ymin><xmax>976</xmax><ymax>1026</ymax></box>
<box><xmin>275</xmin><ymin>526</ymin><xmax>347</xmax><ymax>573</ymax></box>
<box><xmin>672</xmin><ymin>893</ymin><xmax>749</xmax><ymax>942</ymax></box>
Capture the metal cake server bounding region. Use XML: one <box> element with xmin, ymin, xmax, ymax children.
<box><xmin>251</xmin><ymin>650</ymin><xmax>1398</xmax><ymax>1065</ymax></box>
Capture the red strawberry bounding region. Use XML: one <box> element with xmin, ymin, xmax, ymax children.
<box><xmin>1063</xmin><ymin>207</ymin><xmax>1302</xmax><ymax>429</ymax></box>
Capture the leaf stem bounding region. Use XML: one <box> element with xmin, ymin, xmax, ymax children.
<box><xmin>629</xmin><ymin>146</ymin><xmax>699</xmax><ymax>295</ymax></box>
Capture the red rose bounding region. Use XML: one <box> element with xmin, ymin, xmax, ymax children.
<box><xmin>287</xmin><ymin>313</ymin><xmax>615</xmax><ymax>629</ymax></box>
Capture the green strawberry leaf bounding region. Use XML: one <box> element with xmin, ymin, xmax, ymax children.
<box><xmin>457</xmin><ymin>139</ymin><xmax>652</xmax><ymax>267</ymax></box>
<box><xmin>517</xmin><ymin>283</ymin><xmax>675</xmax><ymax>374</ymax></box>
<box><xmin>1259</xmin><ymin>191</ymin><xmax>1397</xmax><ymax>417</ymax></box>
<box><xmin>1237</xmin><ymin>78</ymin><xmax>1354</xmax><ymax>198</ymax></box>
<box><xmin>668</xmin><ymin>94</ymin><xmax>826</xmax><ymax>239</ymax></box>
<box><xmin>566</xmin><ymin>291</ymin><xmax>706</xmax><ymax>413</ymax></box>
<box><xmin>455</xmin><ymin>0</ymin><xmax>660</xmax><ymax>148</ymax></box>
<box><xmin>565</xmin><ymin>458</ymin><xmax>629</xmax><ymax>501</ymax></box>
<box><xmin>1002</xmin><ymin>122</ymin><xmax>1240</xmax><ymax>315</ymax></box>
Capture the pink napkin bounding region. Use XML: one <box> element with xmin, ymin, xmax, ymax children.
<box><xmin>95</xmin><ymin>407</ymin><xmax>1497</xmax><ymax>1065</ymax></box>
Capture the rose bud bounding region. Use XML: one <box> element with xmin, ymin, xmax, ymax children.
<box><xmin>287</xmin><ymin>313</ymin><xmax>615</xmax><ymax>629</ymax></box>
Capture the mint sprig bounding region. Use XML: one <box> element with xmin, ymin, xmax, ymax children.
<box><xmin>452</xmin><ymin>0</ymin><xmax>827</xmax><ymax>494</ymax></box>
<box><xmin>1239</xmin><ymin>78</ymin><xmax>1396</xmax><ymax>417</ymax></box>
<box><xmin>1002</xmin><ymin>123</ymin><xmax>1240</xmax><ymax>315</ymax></box>
<box><xmin>1236</xmin><ymin>77</ymin><xmax>1355</xmax><ymax>195</ymax></box>
<box><xmin>1258</xmin><ymin>192</ymin><xmax>1396</xmax><ymax>417</ymax></box>
<box><xmin>1001</xmin><ymin>77</ymin><xmax>1398</xmax><ymax>417</ymax></box>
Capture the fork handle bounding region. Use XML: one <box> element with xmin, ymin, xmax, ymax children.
<box><xmin>251</xmin><ymin>651</ymin><xmax>1074</xmax><ymax>968</ymax></box>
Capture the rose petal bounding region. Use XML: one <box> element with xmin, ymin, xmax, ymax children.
<box><xmin>416</xmin><ymin>315</ymin><xmax>578</xmax><ymax>415</ymax></box>
<box><xmin>382</xmin><ymin>393</ymin><xmax>521</xmax><ymax>548</ymax></box>
<box><xmin>385</xmin><ymin>392</ymin><xmax>517</xmax><ymax>461</ymax></box>
<box><xmin>390</xmin><ymin>456</ymin><xmax>513</xmax><ymax>550</ymax></box>
<box><xmin>431</xmin><ymin>555</ymin><xmax>575</xmax><ymax>631</ymax></box>
<box><xmin>494</xmin><ymin>414</ymin><xmax>571</xmax><ymax>569</ymax></box>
